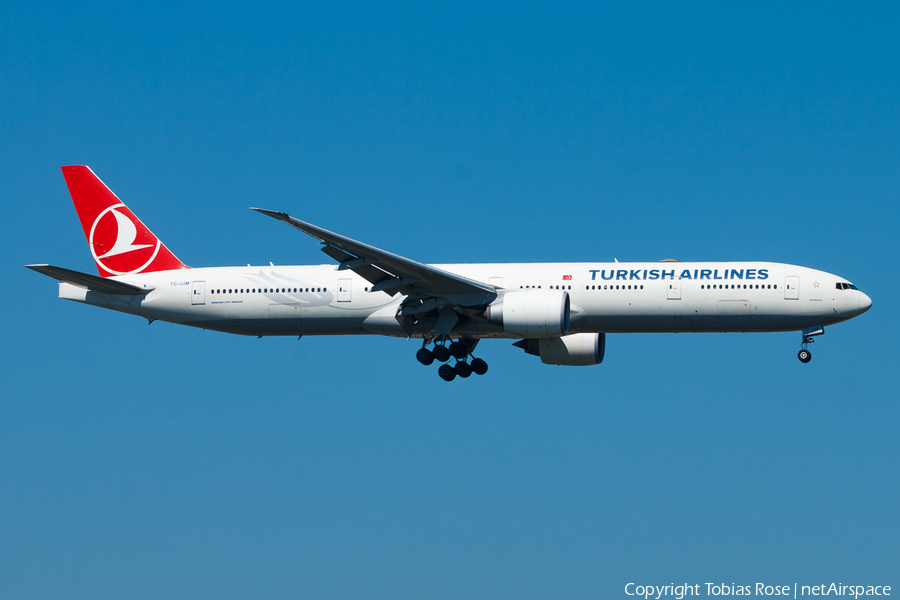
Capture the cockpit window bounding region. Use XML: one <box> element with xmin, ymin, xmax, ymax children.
<box><xmin>836</xmin><ymin>282</ymin><xmax>860</xmax><ymax>291</ymax></box>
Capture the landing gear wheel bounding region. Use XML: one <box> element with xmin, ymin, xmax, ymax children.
<box><xmin>798</xmin><ymin>349</ymin><xmax>812</xmax><ymax>363</ymax></box>
<box><xmin>416</xmin><ymin>348</ymin><xmax>434</xmax><ymax>365</ymax></box>
<box><xmin>455</xmin><ymin>361</ymin><xmax>473</xmax><ymax>378</ymax></box>
<box><xmin>449</xmin><ymin>341</ymin><xmax>467</xmax><ymax>360</ymax></box>
<box><xmin>438</xmin><ymin>363</ymin><xmax>456</xmax><ymax>381</ymax></box>
<box><xmin>433</xmin><ymin>345</ymin><xmax>451</xmax><ymax>362</ymax></box>
<box><xmin>470</xmin><ymin>358</ymin><xmax>488</xmax><ymax>375</ymax></box>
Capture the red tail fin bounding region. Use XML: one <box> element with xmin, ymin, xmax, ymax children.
<box><xmin>61</xmin><ymin>165</ymin><xmax>188</xmax><ymax>277</ymax></box>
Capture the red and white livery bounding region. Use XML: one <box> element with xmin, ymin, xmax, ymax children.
<box><xmin>28</xmin><ymin>166</ymin><xmax>872</xmax><ymax>381</ymax></box>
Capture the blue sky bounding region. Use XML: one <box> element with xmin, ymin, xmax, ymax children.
<box><xmin>1</xmin><ymin>3</ymin><xmax>898</xmax><ymax>598</ymax></box>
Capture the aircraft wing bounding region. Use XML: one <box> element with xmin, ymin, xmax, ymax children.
<box><xmin>252</xmin><ymin>209</ymin><xmax>497</xmax><ymax>304</ymax></box>
<box><xmin>25</xmin><ymin>264</ymin><xmax>152</xmax><ymax>295</ymax></box>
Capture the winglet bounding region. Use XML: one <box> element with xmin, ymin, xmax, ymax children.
<box><xmin>251</xmin><ymin>207</ymin><xmax>291</xmax><ymax>221</ymax></box>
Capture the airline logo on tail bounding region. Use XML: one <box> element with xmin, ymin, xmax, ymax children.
<box><xmin>62</xmin><ymin>165</ymin><xmax>188</xmax><ymax>277</ymax></box>
<box><xmin>89</xmin><ymin>204</ymin><xmax>160</xmax><ymax>275</ymax></box>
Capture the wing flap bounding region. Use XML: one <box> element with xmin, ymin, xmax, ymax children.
<box><xmin>319</xmin><ymin>244</ymin><xmax>398</xmax><ymax>291</ymax></box>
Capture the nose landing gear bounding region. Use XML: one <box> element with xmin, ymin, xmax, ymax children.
<box><xmin>798</xmin><ymin>325</ymin><xmax>824</xmax><ymax>363</ymax></box>
<box><xmin>418</xmin><ymin>338</ymin><xmax>489</xmax><ymax>381</ymax></box>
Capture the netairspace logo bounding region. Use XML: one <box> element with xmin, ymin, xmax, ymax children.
<box><xmin>624</xmin><ymin>583</ymin><xmax>891</xmax><ymax>600</ymax></box>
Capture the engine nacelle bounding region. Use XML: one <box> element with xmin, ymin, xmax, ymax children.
<box><xmin>514</xmin><ymin>333</ymin><xmax>606</xmax><ymax>366</ymax></box>
<box><xmin>485</xmin><ymin>289</ymin><xmax>570</xmax><ymax>337</ymax></box>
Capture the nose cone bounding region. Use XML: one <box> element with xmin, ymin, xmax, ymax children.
<box><xmin>859</xmin><ymin>292</ymin><xmax>872</xmax><ymax>314</ymax></box>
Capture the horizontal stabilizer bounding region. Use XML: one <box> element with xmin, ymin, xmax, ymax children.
<box><xmin>24</xmin><ymin>264</ymin><xmax>152</xmax><ymax>295</ymax></box>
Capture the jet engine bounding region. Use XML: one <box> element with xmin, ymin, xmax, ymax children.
<box><xmin>484</xmin><ymin>289</ymin><xmax>570</xmax><ymax>337</ymax></box>
<box><xmin>514</xmin><ymin>333</ymin><xmax>606</xmax><ymax>366</ymax></box>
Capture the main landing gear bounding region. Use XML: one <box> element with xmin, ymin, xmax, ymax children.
<box><xmin>798</xmin><ymin>325</ymin><xmax>824</xmax><ymax>364</ymax></box>
<box><xmin>416</xmin><ymin>337</ymin><xmax>488</xmax><ymax>381</ymax></box>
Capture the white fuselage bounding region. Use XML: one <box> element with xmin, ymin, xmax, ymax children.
<box><xmin>57</xmin><ymin>261</ymin><xmax>871</xmax><ymax>339</ymax></box>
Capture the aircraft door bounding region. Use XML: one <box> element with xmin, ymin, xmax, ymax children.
<box><xmin>337</xmin><ymin>278</ymin><xmax>352</xmax><ymax>302</ymax></box>
<box><xmin>667</xmin><ymin>279</ymin><xmax>682</xmax><ymax>300</ymax></box>
<box><xmin>784</xmin><ymin>276</ymin><xmax>800</xmax><ymax>300</ymax></box>
<box><xmin>191</xmin><ymin>281</ymin><xmax>206</xmax><ymax>305</ymax></box>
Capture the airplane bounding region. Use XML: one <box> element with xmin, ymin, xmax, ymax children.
<box><xmin>27</xmin><ymin>166</ymin><xmax>872</xmax><ymax>381</ymax></box>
